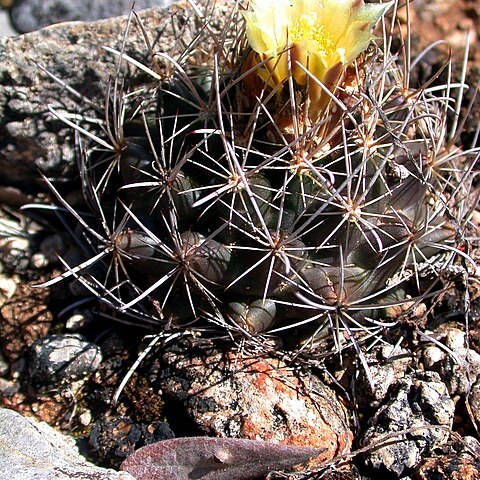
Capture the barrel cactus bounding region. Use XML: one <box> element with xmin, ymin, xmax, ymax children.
<box><xmin>41</xmin><ymin>0</ymin><xmax>477</xmax><ymax>363</ymax></box>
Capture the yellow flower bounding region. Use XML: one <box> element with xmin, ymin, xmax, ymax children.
<box><xmin>242</xmin><ymin>0</ymin><xmax>390</xmax><ymax>111</ymax></box>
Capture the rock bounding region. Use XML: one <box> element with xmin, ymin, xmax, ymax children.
<box><xmin>65</xmin><ymin>310</ymin><xmax>94</xmax><ymax>331</ymax></box>
<box><xmin>89</xmin><ymin>416</ymin><xmax>174</xmax><ymax>468</ymax></box>
<box><xmin>0</xmin><ymin>407</ymin><xmax>135</xmax><ymax>480</ymax></box>
<box><xmin>355</xmin><ymin>343</ymin><xmax>413</xmax><ymax>408</ymax></box>
<box><xmin>89</xmin><ymin>417</ymin><xmax>142</xmax><ymax>466</ymax></box>
<box><xmin>0</xmin><ymin>279</ymin><xmax>52</xmax><ymax>362</ymax></box>
<box><xmin>0</xmin><ymin>274</ymin><xmax>16</xmax><ymax>306</ymax></box>
<box><xmin>159</xmin><ymin>347</ymin><xmax>352</xmax><ymax>466</ymax></box>
<box><xmin>78</xmin><ymin>409</ymin><xmax>92</xmax><ymax>427</ymax></box>
<box><xmin>31</xmin><ymin>252</ymin><xmax>49</xmax><ymax>268</ymax></box>
<box><xmin>466</xmin><ymin>381</ymin><xmax>480</xmax><ymax>430</ymax></box>
<box><xmin>312</xmin><ymin>463</ymin><xmax>364</xmax><ymax>479</ymax></box>
<box><xmin>422</xmin><ymin>344</ymin><xmax>446</xmax><ymax>370</ymax></box>
<box><xmin>421</xmin><ymin>327</ymin><xmax>480</xmax><ymax>397</ymax></box>
<box><xmin>460</xmin><ymin>436</ymin><xmax>480</xmax><ymax>458</ymax></box>
<box><xmin>10</xmin><ymin>0</ymin><xmax>172</xmax><ymax>33</ymax></box>
<box><xmin>0</xmin><ymin>237</ymin><xmax>31</xmax><ymax>274</ymax></box>
<box><xmin>0</xmin><ymin>9</ymin><xmax>15</xmax><ymax>37</ymax></box>
<box><xmin>89</xmin><ymin>354</ymin><xmax>128</xmax><ymax>410</ymax></box>
<box><xmin>0</xmin><ymin>377</ymin><xmax>19</xmax><ymax>396</ymax></box>
<box><xmin>413</xmin><ymin>455</ymin><xmax>480</xmax><ymax>480</ymax></box>
<box><xmin>0</xmin><ymin>1</ymin><xmax>234</xmax><ymax>188</ymax></box>
<box><xmin>441</xmin><ymin>329</ymin><xmax>480</xmax><ymax>397</ymax></box>
<box><xmin>27</xmin><ymin>333</ymin><xmax>102</xmax><ymax>388</ymax></box>
<box><xmin>362</xmin><ymin>371</ymin><xmax>455</xmax><ymax>477</ymax></box>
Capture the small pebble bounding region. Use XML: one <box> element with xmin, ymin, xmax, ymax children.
<box><xmin>0</xmin><ymin>378</ymin><xmax>19</xmax><ymax>396</ymax></box>
<box><xmin>352</xmin><ymin>343</ymin><xmax>412</xmax><ymax>408</ymax></box>
<box><xmin>444</xmin><ymin>328</ymin><xmax>466</xmax><ymax>351</ymax></box>
<box><xmin>65</xmin><ymin>311</ymin><xmax>93</xmax><ymax>331</ymax></box>
<box><xmin>89</xmin><ymin>417</ymin><xmax>143</xmax><ymax>466</ymax></box>
<box><xmin>0</xmin><ymin>275</ymin><xmax>16</xmax><ymax>305</ymax></box>
<box><xmin>79</xmin><ymin>410</ymin><xmax>92</xmax><ymax>427</ymax></box>
<box><xmin>422</xmin><ymin>345</ymin><xmax>446</xmax><ymax>369</ymax></box>
<box><xmin>0</xmin><ymin>237</ymin><xmax>31</xmax><ymax>273</ymax></box>
<box><xmin>433</xmin><ymin>327</ymin><xmax>480</xmax><ymax>396</ymax></box>
<box><xmin>2</xmin><ymin>237</ymin><xmax>29</xmax><ymax>252</ymax></box>
<box><xmin>31</xmin><ymin>252</ymin><xmax>49</xmax><ymax>269</ymax></box>
<box><xmin>27</xmin><ymin>334</ymin><xmax>102</xmax><ymax>389</ymax></box>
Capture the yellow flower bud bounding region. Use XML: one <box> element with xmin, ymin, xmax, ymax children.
<box><xmin>242</xmin><ymin>0</ymin><xmax>391</xmax><ymax>118</ymax></box>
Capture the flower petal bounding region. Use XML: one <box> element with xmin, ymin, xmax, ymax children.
<box><xmin>242</xmin><ymin>0</ymin><xmax>392</xmax><ymax>120</ymax></box>
<box><xmin>242</xmin><ymin>0</ymin><xmax>290</xmax><ymax>55</ymax></box>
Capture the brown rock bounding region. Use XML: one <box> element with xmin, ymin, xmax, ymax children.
<box><xmin>408</xmin><ymin>0</ymin><xmax>479</xmax><ymax>56</ymax></box>
<box><xmin>0</xmin><ymin>280</ymin><xmax>52</xmax><ymax>362</ymax></box>
<box><xmin>316</xmin><ymin>464</ymin><xmax>363</xmax><ymax>480</ymax></box>
<box><xmin>467</xmin><ymin>380</ymin><xmax>480</xmax><ymax>430</ymax></box>
<box><xmin>413</xmin><ymin>455</ymin><xmax>480</xmax><ymax>480</ymax></box>
<box><xmin>160</xmin><ymin>347</ymin><xmax>352</xmax><ymax>466</ymax></box>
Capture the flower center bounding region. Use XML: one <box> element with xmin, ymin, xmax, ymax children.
<box><xmin>289</xmin><ymin>13</ymin><xmax>335</xmax><ymax>56</ymax></box>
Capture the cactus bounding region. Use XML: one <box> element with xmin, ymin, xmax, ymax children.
<box><xmin>40</xmin><ymin>0</ymin><xmax>478</xmax><ymax>363</ymax></box>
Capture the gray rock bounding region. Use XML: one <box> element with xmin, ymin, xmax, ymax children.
<box><xmin>440</xmin><ymin>328</ymin><xmax>480</xmax><ymax>396</ymax></box>
<box><xmin>363</xmin><ymin>371</ymin><xmax>454</xmax><ymax>476</ymax></box>
<box><xmin>356</xmin><ymin>343</ymin><xmax>413</xmax><ymax>408</ymax></box>
<box><xmin>0</xmin><ymin>237</ymin><xmax>31</xmax><ymax>273</ymax></box>
<box><xmin>0</xmin><ymin>377</ymin><xmax>19</xmax><ymax>396</ymax></box>
<box><xmin>0</xmin><ymin>407</ymin><xmax>135</xmax><ymax>480</ymax></box>
<box><xmin>11</xmin><ymin>0</ymin><xmax>172</xmax><ymax>33</ymax></box>
<box><xmin>27</xmin><ymin>333</ymin><xmax>102</xmax><ymax>388</ymax></box>
<box><xmin>421</xmin><ymin>327</ymin><xmax>480</xmax><ymax>396</ymax></box>
<box><xmin>0</xmin><ymin>1</ymin><xmax>234</xmax><ymax>188</ymax></box>
<box><xmin>422</xmin><ymin>344</ymin><xmax>445</xmax><ymax>370</ymax></box>
<box><xmin>460</xmin><ymin>435</ymin><xmax>480</xmax><ymax>458</ymax></box>
<box><xmin>159</xmin><ymin>347</ymin><xmax>352</xmax><ymax>465</ymax></box>
<box><xmin>467</xmin><ymin>381</ymin><xmax>480</xmax><ymax>431</ymax></box>
<box><xmin>0</xmin><ymin>10</ymin><xmax>15</xmax><ymax>37</ymax></box>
